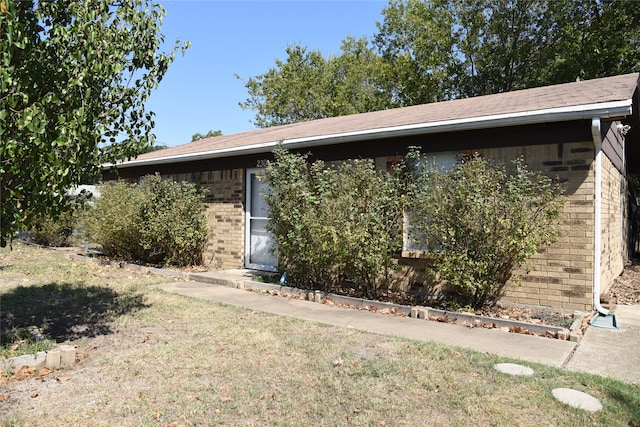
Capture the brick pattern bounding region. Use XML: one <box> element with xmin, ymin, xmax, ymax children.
<box><xmin>600</xmin><ymin>153</ymin><xmax>628</xmax><ymax>292</ymax></box>
<box><xmin>166</xmin><ymin>170</ymin><xmax>245</xmax><ymax>270</ymax></box>
<box><xmin>483</xmin><ymin>143</ymin><xmax>595</xmax><ymax>310</ymax></box>
<box><xmin>481</xmin><ymin>141</ymin><xmax>627</xmax><ymax>311</ymax></box>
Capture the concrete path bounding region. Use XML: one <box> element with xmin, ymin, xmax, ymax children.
<box><xmin>158</xmin><ymin>280</ymin><xmax>576</xmax><ymax>367</ymax></box>
<box><xmin>157</xmin><ymin>269</ymin><xmax>639</xmax><ymax>383</ymax></box>
<box><xmin>565</xmin><ymin>304</ymin><xmax>640</xmax><ymax>384</ymax></box>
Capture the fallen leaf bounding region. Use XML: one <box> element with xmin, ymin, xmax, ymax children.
<box><xmin>57</xmin><ymin>375</ymin><xmax>71</xmax><ymax>382</ymax></box>
<box><xmin>219</xmin><ymin>396</ymin><xmax>232</xmax><ymax>403</ymax></box>
<box><xmin>38</xmin><ymin>368</ymin><xmax>52</xmax><ymax>377</ymax></box>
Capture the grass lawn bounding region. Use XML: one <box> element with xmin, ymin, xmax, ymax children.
<box><xmin>1</xmin><ymin>242</ymin><xmax>639</xmax><ymax>426</ymax></box>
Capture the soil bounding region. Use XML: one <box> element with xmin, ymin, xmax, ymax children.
<box><xmin>62</xmin><ymin>245</ymin><xmax>640</xmax><ymax>326</ymax></box>
<box><xmin>308</xmin><ymin>260</ymin><xmax>640</xmax><ymax>329</ymax></box>
<box><xmin>607</xmin><ymin>261</ymin><xmax>640</xmax><ymax>305</ymax></box>
<box><xmin>468</xmin><ymin>261</ymin><xmax>640</xmax><ymax>324</ymax></box>
<box><xmin>3</xmin><ymin>244</ymin><xmax>639</xmax><ymax>425</ymax></box>
<box><xmin>480</xmin><ymin>260</ymin><xmax>640</xmax><ymax>325</ymax></box>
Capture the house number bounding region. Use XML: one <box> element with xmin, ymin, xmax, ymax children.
<box><xmin>256</xmin><ymin>159</ymin><xmax>268</xmax><ymax>168</ymax></box>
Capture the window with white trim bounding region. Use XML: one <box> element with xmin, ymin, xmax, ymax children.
<box><xmin>403</xmin><ymin>151</ymin><xmax>459</xmax><ymax>255</ymax></box>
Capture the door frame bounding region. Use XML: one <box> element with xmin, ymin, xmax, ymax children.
<box><xmin>244</xmin><ymin>168</ymin><xmax>277</xmax><ymax>271</ymax></box>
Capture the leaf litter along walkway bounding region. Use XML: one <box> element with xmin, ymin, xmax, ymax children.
<box><xmin>158</xmin><ymin>280</ymin><xmax>576</xmax><ymax>367</ymax></box>
<box><xmin>160</xmin><ymin>259</ymin><xmax>640</xmax><ymax>384</ymax></box>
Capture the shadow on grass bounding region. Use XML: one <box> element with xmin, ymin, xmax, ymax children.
<box><xmin>0</xmin><ymin>282</ymin><xmax>149</xmax><ymax>343</ymax></box>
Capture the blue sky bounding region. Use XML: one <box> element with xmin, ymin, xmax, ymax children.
<box><xmin>146</xmin><ymin>0</ymin><xmax>388</xmax><ymax>147</ymax></box>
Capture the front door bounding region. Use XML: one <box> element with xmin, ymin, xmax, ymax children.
<box><xmin>245</xmin><ymin>169</ymin><xmax>277</xmax><ymax>271</ymax></box>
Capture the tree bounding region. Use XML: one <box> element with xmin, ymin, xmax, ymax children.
<box><xmin>139</xmin><ymin>143</ymin><xmax>168</xmax><ymax>154</ymax></box>
<box><xmin>238</xmin><ymin>39</ymin><xmax>391</xmax><ymax>128</ymax></box>
<box><xmin>191</xmin><ymin>130</ymin><xmax>222</xmax><ymax>141</ymax></box>
<box><xmin>375</xmin><ymin>0</ymin><xmax>640</xmax><ymax>100</ymax></box>
<box><xmin>374</xmin><ymin>0</ymin><xmax>457</xmax><ymax>104</ymax></box>
<box><xmin>550</xmin><ymin>0</ymin><xmax>640</xmax><ymax>82</ymax></box>
<box><xmin>0</xmin><ymin>0</ymin><xmax>188</xmax><ymax>246</ymax></box>
<box><xmin>241</xmin><ymin>0</ymin><xmax>639</xmax><ymax>125</ymax></box>
<box><xmin>407</xmin><ymin>155</ymin><xmax>564</xmax><ymax>309</ymax></box>
<box><xmin>449</xmin><ymin>0</ymin><xmax>563</xmax><ymax>96</ymax></box>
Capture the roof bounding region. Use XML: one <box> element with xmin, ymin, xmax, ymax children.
<box><xmin>114</xmin><ymin>73</ymin><xmax>639</xmax><ymax>168</ymax></box>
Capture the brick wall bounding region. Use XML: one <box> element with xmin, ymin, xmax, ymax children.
<box><xmin>166</xmin><ymin>169</ymin><xmax>245</xmax><ymax>270</ymax></box>
<box><xmin>600</xmin><ymin>153</ymin><xmax>628</xmax><ymax>293</ymax></box>
<box><xmin>481</xmin><ymin>141</ymin><xmax>627</xmax><ymax>311</ymax></box>
<box><xmin>482</xmin><ymin>142</ymin><xmax>595</xmax><ymax>310</ymax></box>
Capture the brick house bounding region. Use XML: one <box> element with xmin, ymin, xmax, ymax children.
<box><xmin>105</xmin><ymin>73</ymin><xmax>640</xmax><ymax>312</ymax></box>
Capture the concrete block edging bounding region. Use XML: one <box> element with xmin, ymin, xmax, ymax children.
<box><xmin>236</xmin><ymin>279</ymin><xmax>578</xmax><ymax>341</ymax></box>
<box><xmin>63</xmin><ymin>252</ymin><xmax>582</xmax><ymax>342</ymax></box>
<box><xmin>1</xmin><ymin>344</ymin><xmax>76</xmax><ymax>374</ymax></box>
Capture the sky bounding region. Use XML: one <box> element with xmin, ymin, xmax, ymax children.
<box><xmin>146</xmin><ymin>0</ymin><xmax>388</xmax><ymax>147</ymax></box>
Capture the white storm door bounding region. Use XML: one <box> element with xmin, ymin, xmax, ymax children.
<box><xmin>245</xmin><ymin>169</ymin><xmax>277</xmax><ymax>271</ymax></box>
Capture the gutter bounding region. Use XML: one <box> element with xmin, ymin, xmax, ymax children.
<box><xmin>107</xmin><ymin>99</ymin><xmax>633</xmax><ymax>169</ymax></box>
<box><xmin>591</xmin><ymin>117</ymin><xmax>609</xmax><ymax>316</ymax></box>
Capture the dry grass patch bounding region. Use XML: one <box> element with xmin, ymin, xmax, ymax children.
<box><xmin>1</xmin><ymin>243</ymin><xmax>639</xmax><ymax>426</ymax></box>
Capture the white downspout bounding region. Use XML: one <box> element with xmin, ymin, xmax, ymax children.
<box><xmin>591</xmin><ymin>117</ymin><xmax>609</xmax><ymax>316</ymax></box>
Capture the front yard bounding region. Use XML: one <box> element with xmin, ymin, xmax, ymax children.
<box><xmin>1</xmin><ymin>243</ymin><xmax>639</xmax><ymax>426</ymax></box>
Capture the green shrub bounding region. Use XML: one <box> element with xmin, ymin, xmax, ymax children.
<box><xmin>84</xmin><ymin>176</ymin><xmax>207</xmax><ymax>266</ymax></box>
<box><xmin>27</xmin><ymin>208</ymin><xmax>78</xmax><ymax>247</ymax></box>
<box><xmin>83</xmin><ymin>181</ymin><xmax>146</xmax><ymax>261</ymax></box>
<box><xmin>407</xmin><ymin>154</ymin><xmax>564</xmax><ymax>308</ymax></box>
<box><xmin>264</xmin><ymin>147</ymin><xmax>409</xmax><ymax>297</ymax></box>
<box><xmin>136</xmin><ymin>175</ymin><xmax>208</xmax><ymax>266</ymax></box>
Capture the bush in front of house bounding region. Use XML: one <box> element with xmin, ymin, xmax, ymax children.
<box><xmin>83</xmin><ymin>180</ymin><xmax>147</xmax><ymax>261</ymax></box>
<box><xmin>136</xmin><ymin>175</ymin><xmax>208</xmax><ymax>266</ymax></box>
<box><xmin>25</xmin><ymin>188</ymin><xmax>95</xmax><ymax>247</ymax></box>
<box><xmin>407</xmin><ymin>154</ymin><xmax>564</xmax><ymax>309</ymax></box>
<box><xmin>84</xmin><ymin>176</ymin><xmax>207</xmax><ymax>266</ymax></box>
<box><xmin>26</xmin><ymin>208</ymin><xmax>78</xmax><ymax>247</ymax></box>
<box><xmin>264</xmin><ymin>146</ymin><xmax>410</xmax><ymax>297</ymax></box>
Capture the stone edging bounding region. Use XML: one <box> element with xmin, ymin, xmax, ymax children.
<box><xmin>1</xmin><ymin>345</ymin><xmax>76</xmax><ymax>374</ymax></box>
<box><xmin>65</xmin><ymin>252</ymin><xmax>584</xmax><ymax>342</ymax></box>
<box><xmin>234</xmin><ymin>280</ymin><xmax>580</xmax><ymax>341</ymax></box>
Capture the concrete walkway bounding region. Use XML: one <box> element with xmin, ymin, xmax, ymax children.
<box><xmin>157</xmin><ymin>270</ymin><xmax>640</xmax><ymax>383</ymax></box>
<box><xmin>565</xmin><ymin>304</ymin><xmax>640</xmax><ymax>384</ymax></box>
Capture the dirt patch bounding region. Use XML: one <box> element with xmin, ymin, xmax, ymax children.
<box><xmin>608</xmin><ymin>261</ymin><xmax>640</xmax><ymax>305</ymax></box>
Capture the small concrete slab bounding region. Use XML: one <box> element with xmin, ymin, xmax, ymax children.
<box><xmin>565</xmin><ymin>305</ymin><xmax>640</xmax><ymax>384</ymax></box>
<box><xmin>552</xmin><ymin>388</ymin><xmax>602</xmax><ymax>412</ymax></box>
<box><xmin>494</xmin><ymin>363</ymin><xmax>534</xmax><ymax>376</ymax></box>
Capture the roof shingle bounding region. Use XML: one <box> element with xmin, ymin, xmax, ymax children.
<box><xmin>131</xmin><ymin>73</ymin><xmax>639</xmax><ymax>163</ymax></box>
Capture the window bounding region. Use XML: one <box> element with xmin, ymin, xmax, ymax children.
<box><xmin>403</xmin><ymin>151</ymin><xmax>459</xmax><ymax>255</ymax></box>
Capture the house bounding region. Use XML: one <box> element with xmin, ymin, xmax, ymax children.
<box><xmin>105</xmin><ymin>73</ymin><xmax>640</xmax><ymax>312</ymax></box>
